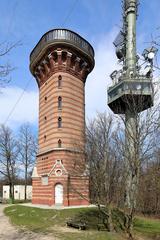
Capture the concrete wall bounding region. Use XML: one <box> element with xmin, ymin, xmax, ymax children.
<box><xmin>3</xmin><ymin>185</ymin><xmax>32</xmax><ymax>200</ymax></box>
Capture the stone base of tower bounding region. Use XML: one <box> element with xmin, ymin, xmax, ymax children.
<box><xmin>32</xmin><ymin>175</ymin><xmax>89</xmax><ymax>207</ymax></box>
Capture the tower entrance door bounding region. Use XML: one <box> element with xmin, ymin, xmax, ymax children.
<box><xmin>55</xmin><ymin>184</ymin><xmax>63</xmax><ymax>205</ymax></box>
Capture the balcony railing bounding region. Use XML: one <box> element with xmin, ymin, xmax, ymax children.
<box><xmin>108</xmin><ymin>77</ymin><xmax>153</xmax><ymax>104</ymax></box>
<box><xmin>30</xmin><ymin>29</ymin><xmax>94</xmax><ymax>64</ymax></box>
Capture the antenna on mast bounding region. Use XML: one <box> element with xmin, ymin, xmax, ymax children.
<box><xmin>108</xmin><ymin>0</ymin><xmax>157</xmax><ymax>113</ymax></box>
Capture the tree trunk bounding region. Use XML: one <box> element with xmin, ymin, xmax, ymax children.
<box><xmin>24</xmin><ymin>164</ymin><xmax>27</xmax><ymax>200</ymax></box>
<box><xmin>9</xmin><ymin>182</ymin><xmax>12</xmax><ymax>199</ymax></box>
<box><xmin>9</xmin><ymin>182</ymin><xmax>14</xmax><ymax>203</ymax></box>
<box><xmin>107</xmin><ymin>207</ymin><xmax>114</xmax><ymax>232</ymax></box>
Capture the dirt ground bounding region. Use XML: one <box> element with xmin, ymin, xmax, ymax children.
<box><xmin>0</xmin><ymin>204</ymin><xmax>59</xmax><ymax>240</ymax></box>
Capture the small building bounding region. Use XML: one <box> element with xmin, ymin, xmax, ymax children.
<box><xmin>3</xmin><ymin>185</ymin><xmax>32</xmax><ymax>200</ymax></box>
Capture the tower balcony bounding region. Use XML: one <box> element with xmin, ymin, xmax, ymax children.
<box><xmin>30</xmin><ymin>29</ymin><xmax>95</xmax><ymax>74</ymax></box>
<box><xmin>107</xmin><ymin>76</ymin><xmax>153</xmax><ymax>114</ymax></box>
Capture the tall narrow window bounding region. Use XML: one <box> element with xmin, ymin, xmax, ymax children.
<box><xmin>58</xmin><ymin>117</ymin><xmax>62</xmax><ymax>128</ymax></box>
<box><xmin>58</xmin><ymin>96</ymin><xmax>62</xmax><ymax>109</ymax></box>
<box><xmin>44</xmin><ymin>135</ymin><xmax>47</xmax><ymax>141</ymax></box>
<box><xmin>58</xmin><ymin>75</ymin><xmax>62</xmax><ymax>88</ymax></box>
<box><xmin>58</xmin><ymin>139</ymin><xmax>62</xmax><ymax>148</ymax></box>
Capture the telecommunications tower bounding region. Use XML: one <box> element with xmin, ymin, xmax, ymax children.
<box><xmin>107</xmin><ymin>0</ymin><xmax>157</xmax><ymax>207</ymax></box>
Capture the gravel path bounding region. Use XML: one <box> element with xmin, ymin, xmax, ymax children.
<box><xmin>0</xmin><ymin>204</ymin><xmax>59</xmax><ymax>240</ymax></box>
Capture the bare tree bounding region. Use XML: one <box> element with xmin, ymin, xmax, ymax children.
<box><xmin>86</xmin><ymin>106</ymin><xmax>160</xmax><ymax>236</ymax></box>
<box><xmin>86</xmin><ymin>112</ymin><xmax>123</xmax><ymax>231</ymax></box>
<box><xmin>0</xmin><ymin>125</ymin><xmax>19</xmax><ymax>201</ymax></box>
<box><xmin>137</xmin><ymin>125</ymin><xmax>160</xmax><ymax>215</ymax></box>
<box><xmin>18</xmin><ymin>123</ymin><xmax>37</xmax><ymax>200</ymax></box>
<box><xmin>0</xmin><ymin>41</ymin><xmax>20</xmax><ymax>87</ymax></box>
<box><xmin>113</xmin><ymin>95</ymin><xmax>160</xmax><ymax>238</ymax></box>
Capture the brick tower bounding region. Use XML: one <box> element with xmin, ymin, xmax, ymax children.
<box><xmin>30</xmin><ymin>29</ymin><xmax>95</xmax><ymax>206</ymax></box>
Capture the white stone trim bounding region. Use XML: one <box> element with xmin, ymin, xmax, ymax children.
<box><xmin>32</xmin><ymin>167</ymin><xmax>39</xmax><ymax>178</ymax></box>
<box><xmin>48</xmin><ymin>159</ymin><xmax>68</xmax><ymax>176</ymax></box>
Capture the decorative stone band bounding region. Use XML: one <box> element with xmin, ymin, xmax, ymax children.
<box><xmin>36</xmin><ymin>147</ymin><xmax>85</xmax><ymax>157</ymax></box>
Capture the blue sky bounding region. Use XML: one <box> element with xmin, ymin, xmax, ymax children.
<box><xmin>0</xmin><ymin>0</ymin><xmax>160</xmax><ymax>131</ymax></box>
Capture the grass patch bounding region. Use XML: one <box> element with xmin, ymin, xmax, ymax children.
<box><xmin>4</xmin><ymin>205</ymin><xmax>160</xmax><ymax>240</ymax></box>
<box><xmin>4</xmin><ymin>205</ymin><xmax>64</xmax><ymax>233</ymax></box>
<box><xmin>55</xmin><ymin>231</ymin><xmax>121</xmax><ymax>240</ymax></box>
<box><xmin>4</xmin><ymin>205</ymin><xmax>124</xmax><ymax>239</ymax></box>
<box><xmin>134</xmin><ymin>216</ymin><xmax>160</xmax><ymax>238</ymax></box>
<box><xmin>4</xmin><ymin>205</ymin><xmax>110</xmax><ymax>232</ymax></box>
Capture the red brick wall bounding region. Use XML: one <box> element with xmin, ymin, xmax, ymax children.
<box><xmin>31</xmin><ymin>43</ymin><xmax>92</xmax><ymax>207</ymax></box>
<box><xmin>32</xmin><ymin>175</ymin><xmax>89</xmax><ymax>206</ymax></box>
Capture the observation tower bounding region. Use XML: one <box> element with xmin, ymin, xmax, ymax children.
<box><xmin>30</xmin><ymin>29</ymin><xmax>94</xmax><ymax>206</ymax></box>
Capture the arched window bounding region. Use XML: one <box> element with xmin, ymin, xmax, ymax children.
<box><xmin>58</xmin><ymin>139</ymin><xmax>62</xmax><ymax>148</ymax></box>
<box><xmin>58</xmin><ymin>75</ymin><xmax>62</xmax><ymax>88</ymax></box>
<box><xmin>58</xmin><ymin>117</ymin><xmax>62</xmax><ymax>128</ymax></box>
<box><xmin>58</xmin><ymin>96</ymin><xmax>62</xmax><ymax>109</ymax></box>
<box><xmin>44</xmin><ymin>135</ymin><xmax>46</xmax><ymax>141</ymax></box>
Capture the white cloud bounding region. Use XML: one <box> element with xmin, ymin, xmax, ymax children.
<box><xmin>85</xmin><ymin>30</ymin><xmax>119</xmax><ymax>119</ymax></box>
<box><xmin>0</xmin><ymin>86</ymin><xmax>38</xmax><ymax>129</ymax></box>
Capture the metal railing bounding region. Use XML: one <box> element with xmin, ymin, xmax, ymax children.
<box><xmin>108</xmin><ymin>78</ymin><xmax>153</xmax><ymax>103</ymax></box>
<box><xmin>30</xmin><ymin>29</ymin><xmax>94</xmax><ymax>64</ymax></box>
